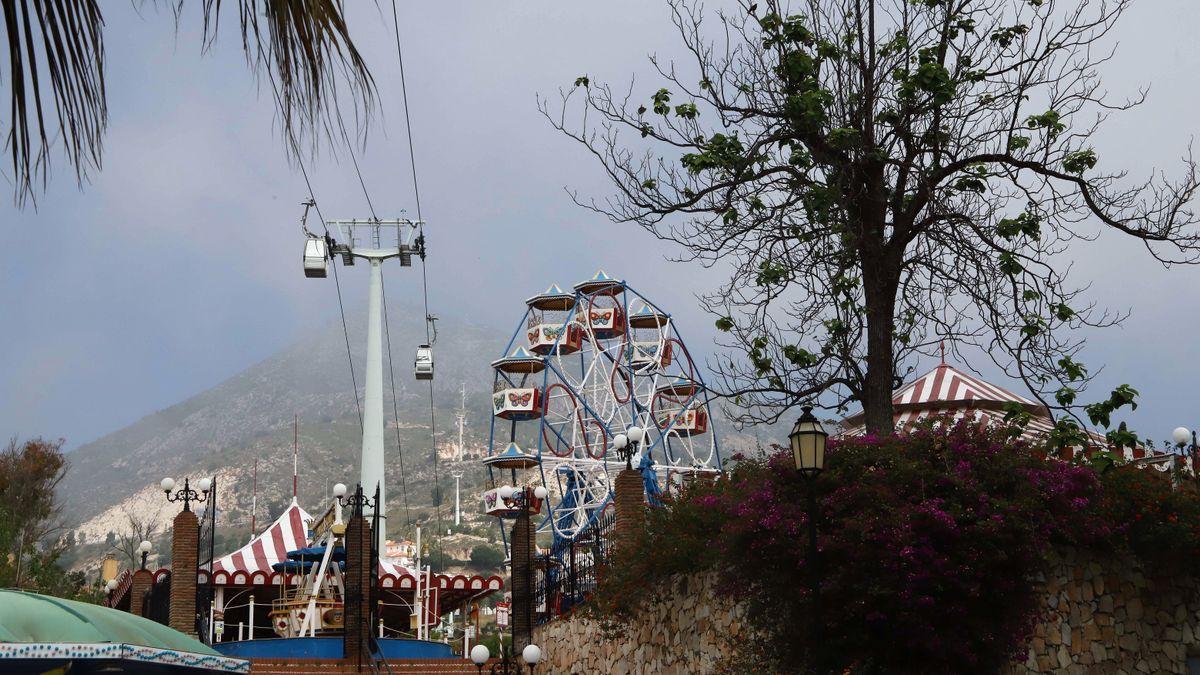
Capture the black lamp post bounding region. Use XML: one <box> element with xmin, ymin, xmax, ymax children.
<box><xmin>789</xmin><ymin>405</ymin><xmax>828</xmax><ymax>673</ymax></box>
<box><xmin>137</xmin><ymin>540</ymin><xmax>152</xmax><ymax>570</ymax></box>
<box><xmin>161</xmin><ymin>477</ymin><xmax>211</xmax><ymax>512</ymax></box>
<box><xmin>1172</xmin><ymin>426</ymin><xmax>1197</xmax><ymax>473</ymax></box>
<box><xmin>613</xmin><ymin>425</ymin><xmax>644</xmax><ymax>470</ymax></box>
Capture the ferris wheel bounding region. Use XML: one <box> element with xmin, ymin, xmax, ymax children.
<box><xmin>483</xmin><ymin>271</ymin><xmax>722</xmax><ymax>544</ymax></box>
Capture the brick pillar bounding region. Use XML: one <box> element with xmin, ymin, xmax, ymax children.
<box><xmin>613</xmin><ymin>468</ymin><xmax>645</xmax><ymax>548</ymax></box>
<box><xmin>510</xmin><ymin>510</ymin><xmax>535</xmax><ymax>656</ymax></box>
<box><xmin>343</xmin><ymin>514</ymin><xmax>373</xmax><ymax>668</ymax></box>
<box><xmin>169</xmin><ymin>509</ymin><xmax>199</xmax><ymax>637</ymax></box>
<box><xmin>130</xmin><ymin>569</ymin><xmax>153</xmax><ymax>617</ymax></box>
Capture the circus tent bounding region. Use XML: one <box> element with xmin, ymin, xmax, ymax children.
<box><xmin>837</xmin><ymin>360</ymin><xmax>1056</xmax><ymax>442</ymax></box>
<box><xmin>836</xmin><ymin>359</ymin><xmax>1180</xmax><ymax>470</ymax></box>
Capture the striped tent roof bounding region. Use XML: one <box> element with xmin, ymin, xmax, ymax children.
<box><xmin>838</xmin><ymin>362</ymin><xmax>1054</xmax><ymax>442</ymax></box>
<box><xmin>209</xmin><ymin>500</ymin><xmax>311</xmax><ymax>577</ymax></box>
<box><xmin>841</xmin><ymin>363</ymin><xmax>1047</xmax><ymax>427</ymax></box>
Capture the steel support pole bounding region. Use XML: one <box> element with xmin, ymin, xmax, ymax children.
<box><xmin>362</xmin><ymin>258</ymin><xmax>387</xmax><ymax>549</ymax></box>
<box><xmin>808</xmin><ymin>483</ymin><xmax>824</xmax><ymax>674</ymax></box>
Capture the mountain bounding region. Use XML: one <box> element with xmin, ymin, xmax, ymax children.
<box><xmin>57</xmin><ymin>301</ymin><xmax>762</xmax><ymax>572</ymax></box>
<box><xmin>61</xmin><ymin>303</ymin><xmax>502</xmax><ymax>561</ymax></box>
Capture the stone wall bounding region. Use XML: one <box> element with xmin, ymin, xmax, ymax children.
<box><xmin>534</xmin><ymin>550</ymin><xmax>1200</xmax><ymax>674</ymax></box>
<box><xmin>1011</xmin><ymin>548</ymin><xmax>1200</xmax><ymax>674</ymax></box>
<box><xmin>530</xmin><ymin>572</ymin><xmax>749</xmax><ymax>675</ymax></box>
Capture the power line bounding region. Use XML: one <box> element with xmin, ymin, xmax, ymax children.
<box><xmin>381</xmin><ymin>271</ymin><xmax>413</xmax><ymax>526</ymax></box>
<box><xmin>257</xmin><ymin>40</ymin><xmax>363</xmax><ymax>431</ymax></box>
<box><xmin>390</xmin><ymin>0</ymin><xmax>445</xmax><ymax>566</ymax></box>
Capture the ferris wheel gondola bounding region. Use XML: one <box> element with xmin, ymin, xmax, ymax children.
<box><xmin>484</xmin><ymin>271</ymin><xmax>722</xmax><ymax>545</ymax></box>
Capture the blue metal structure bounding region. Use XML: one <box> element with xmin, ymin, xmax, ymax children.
<box><xmin>484</xmin><ymin>272</ymin><xmax>722</xmax><ymax>549</ymax></box>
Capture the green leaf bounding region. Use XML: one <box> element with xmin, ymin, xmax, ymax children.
<box><xmin>715</xmin><ymin>316</ymin><xmax>734</xmax><ymax>332</ymax></box>
<box><xmin>574</xmin><ymin>75</ymin><xmax>590</xmax><ymax>88</ymax></box>
<box><xmin>1008</xmin><ymin>135</ymin><xmax>1031</xmax><ymax>151</ymax></box>
<box><xmin>674</xmin><ymin>103</ymin><xmax>699</xmax><ymax>120</ymax></box>
<box><xmin>652</xmin><ymin>88</ymin><xmax>672</xmax><ymax>115</ymax></box>
<box><xmin>1062</xmin><ymin>149</ymin><xmax>1098</xmax><ymax>174</ymax></box>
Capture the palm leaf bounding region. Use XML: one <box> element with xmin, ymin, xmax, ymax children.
<box><xmin>1</xmin><ymin>0</ymin><xmax>374</xmax><ymax>207</ymax></box>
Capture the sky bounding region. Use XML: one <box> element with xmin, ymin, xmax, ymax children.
<box><xmin>2</xmin><ymin>1</ymin><xmax>1199</xmax><ymax>451</ymax></box>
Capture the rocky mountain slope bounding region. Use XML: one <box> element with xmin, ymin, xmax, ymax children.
<box><xmin>58</xmin><ymin>303</ymin><xmax>761</xmax><ymax>572</ymax></box>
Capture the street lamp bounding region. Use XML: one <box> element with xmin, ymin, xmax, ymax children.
<box><xmin>790</xmin><ymin>406</ymin><xmax>828</xmax><ymax>476</ymax></box>
<box><xmin>521</xmin><ymin>644</ymin><xmax>542</xmax><ymax>674</ymax></box>
<box><xmin>105</xmin><ymin>578</ymin><xmax>118</xmax><ymax>595</ymax></box>
<box><xmin>614</xmin><ymin>425</ymin><xmax>644</xmax><ymax>470</ymax></box>
<box><xmin>470</xmin><ymin>644</ymin><xmax>490</xmax><ymax>674</ymax></box>
<box><xmin>161</xmin><ymin>477</ymin><xmax>210</xmax><ymax>512</ymax></box>
<box><xmin>137</xmin><ymin>540</ymin><xmax>152</xmax><ymax>570</ymax></box>
<box><xmin>1173</xmin><ymin>426</ymin><xmax>1197</xmax><ymax>472</ymax></box>
<box><xmin>788</xmin><ymin>405</ymin><xmax>827</xmax><ymax>672</ymax></box>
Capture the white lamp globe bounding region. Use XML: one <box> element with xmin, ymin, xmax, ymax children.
<box><xmin>613</xmin><ymin>434</ymin><xmax>628</xmax><ymax>450</ymax></box>
<box><xmin>160</xmin><ymin>477</ymin><xmax>176</xmax><ymax>492</ymax></box>
<box><xmin>533</xmin><ymin>486</ymin><xmax>549</xmax><ymax>500</ymax></box>
<box><xmin>105</xmin><ymin>579</ymin><xmax>118</xmax><ymax>592</ymax></box>
<box><xmin>332</xmin><ymin>483</ymin><xmax>348</xmax><ymax>498</ymax></box>
<box><xmin>138</xmin><ymin>540</ymin><xmax>152</xmax><ymax>554</ymax></box>
<box><xmin>1173</xmin><ymin>427</ymin><xmax>1192</xmax><ymax>446</ymax></box>
<box><xmin>195</xmin><ymin>477</ymin><xmax>212</xmax><ymax>493</ymax></box>
<box><xmin>522</xmin><ymin>643</ymin><xmax>542</xmax><ymax>665</ymax></box>
<box><xmin>470</xmin><ymin>644</ymin><xmax>490</xmax><ymax>665</ymax></box>
<box><xmin>497</xmin><ymin>485</ymin><xmax>515</xmax><ymax>500</ymax></box>
<box><xmin>626</xmin><ymin>426</ymin><xmax>645</xmax><ymax>443</ymax></box>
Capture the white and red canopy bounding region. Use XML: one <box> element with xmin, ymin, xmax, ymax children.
<box><xmin>838</xmin><ymin>362</ymin><xmax>1052</xmax><ymax>441</ymax></box>
<box><xmin>205</xmin><ymin>500</ymin><xmax>312</xmax><ymax>586</ymax></box>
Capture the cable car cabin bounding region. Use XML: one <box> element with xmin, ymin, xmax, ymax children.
<box><xmin>527</xmin><ymin>320</ymin><xmax>584</xmax><ymax>355</ymax></box>
<box><xmin>414</xmin><ymin>344</ymin><xmax>434</xmax><ymax>380</ymax></box>
<box><xmin>655</xmin><ymin>405</ymin><xmax>709</xmax><ymax>436</ymax></box>
<box><xmin>303</xmin><ymin>238</ymin><xmax>328</xmax><ymax>278</ymax></box>
<box><xmin>628</xmin><ymin>340</ymin><xmax>673</xmax><ymax>370</ymax></box>
<box><xmin>493</xmin><ymin>385</ymin><xmax>542</xmax><ymax>421</ymax></box>
<box><xmin>586</xmin><ymin>304</ymin><xmax>625</xmax><ymax>340</ymax></box>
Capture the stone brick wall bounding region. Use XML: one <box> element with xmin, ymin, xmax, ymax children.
<box><xmin>130</xmin><ymin>569</ymin><xmax>152</xmax><ymax>617</ymax></box>
<box><xmin>534</xmin><ymin>550</ymin><xmax>1200</xmax><ymax>674</ymax></box>
<box><xmin>343</xmin><ymin>514</ymin><xmax>372</xmax><ymax>665</ymax></box>
<box><xmin>169</xmin><ymin>509</ymin><xmax>199</xmax><ymax>637</ymax></box>
<box><xmin>1011</xmin><ymin>548</ymin><xmax>1200</xmax><ymax>674</ymax></box>
<box><xmin>511</xmin><ymin>511</ymin><xmax>536</xmax><ymax>655</ymax></box>
<box><xmin>530</xmin><ymin>572</ymin><xmax>748</xmax><ymax>675</ymax></box>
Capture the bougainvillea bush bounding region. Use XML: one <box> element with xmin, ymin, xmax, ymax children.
<box><xmin>589</xmin><ymin>421</ymin><xmax>1200</xmax><ymax>673</ymax></box>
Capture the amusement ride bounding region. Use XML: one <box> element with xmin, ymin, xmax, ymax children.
<box><xmin>483</xmin><ymin>271</ymin><xmax>723</xmax><ymax>547</ymax></box>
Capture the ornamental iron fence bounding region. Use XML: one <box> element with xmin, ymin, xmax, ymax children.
<box><xmin>533</xmin><ymin>510</ymin><xmax>616</xmax><ymax>625</ymax></box>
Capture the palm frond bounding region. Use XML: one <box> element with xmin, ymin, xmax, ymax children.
<box><xmin>197</xmin><ymin>0</ymin><xmax>376</xmax><ymax>155</ymax></box>
<box><xmin>1</xmin><ymin>0</ymin><xmax>106</xmax><ymax>207</ymax></box>
<box><xmin>1</xmin><ymin>0</ymin><xmax>375</xmax><ymax>207</ymax></box>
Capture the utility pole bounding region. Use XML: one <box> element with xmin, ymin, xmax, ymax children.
<box><xmin>315</xmin><ymin>218</ymin><xmax>425</xmax><ymax>550</ymax></box>
<box><xmin>452</xmin><ymin>384</ymin><xmax>466</xmax><ymax>527</ymax></box>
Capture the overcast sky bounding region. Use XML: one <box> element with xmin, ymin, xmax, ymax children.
<box><xmin>2</xmin><ymin>1</ymin><xmax>1199</xmax><ymax>451</ymax></box>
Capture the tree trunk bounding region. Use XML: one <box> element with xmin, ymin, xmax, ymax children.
<box><xmin>860</xmin><ymin>228</ymin><xmax>899</xmax><ymax>436</ymax></box>
<box><xmin>858</xmin><ymin>162</ymin><xmax>899</xmax><ymax>436</ymax></box>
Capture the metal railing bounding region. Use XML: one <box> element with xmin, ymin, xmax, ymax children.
<box><xmin>533</xmin><ymin>511</ymin><xmax>615</xmax><ymax>625</ymax></box>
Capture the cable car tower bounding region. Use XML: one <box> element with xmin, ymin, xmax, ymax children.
<box><xmin>303</xmin><ymin>215</ymin><xmax>427</xmax><ymax>549</ymax></box>
<box><xmin>451</xmin><ymin>384</ymin><xmax>467</xmax><ymax>527</ymax></box>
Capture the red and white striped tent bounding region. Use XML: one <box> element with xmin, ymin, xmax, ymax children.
<box><xmin>202</xmin><ymin>500</ymin><xmax>312</xmax><ymax>587</ymax></box>
<box><xmin>836</xmin><ymin>361</ymin><xmax>1182</xmax><ymax>470</ymax></box>
<box><xmin>837</xmin><ymin>361</ymin><xmax>1056</xmax><ymax>442</ymax></box>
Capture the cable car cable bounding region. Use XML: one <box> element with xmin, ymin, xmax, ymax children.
<box><xmin>259</xmin><ymin>42</ymin><xmax>363</xmax><ymax>431</ymax></box>
<box><xmin>390</xmin><ymin>0</ymin><xmax>445</xmax><ymax>567</ymax></box>
<box><xmin>381</xmin><ymin>272</ymin><xmax>414</xmax><ymax>527</ymax></box>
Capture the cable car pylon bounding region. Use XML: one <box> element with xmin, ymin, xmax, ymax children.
<box><xmin>303</xmin><ymin>216</ymin><xmax>426</xmax><ymax>550</ymax></box>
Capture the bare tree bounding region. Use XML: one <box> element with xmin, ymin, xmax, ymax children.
<box><xmin>545</xmin><ymin>0</ymin><xmax>1199</xmax><ymax>440</ymax></box>
<box><xmin>114</xmin><ymin>505</ymin><xmax>163</xmax><ymax>570</ymax></box>
<box><xmin>1</xmin><ymin>0</ymin><xmax>375</xmax><ymax>206</ymax></box>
